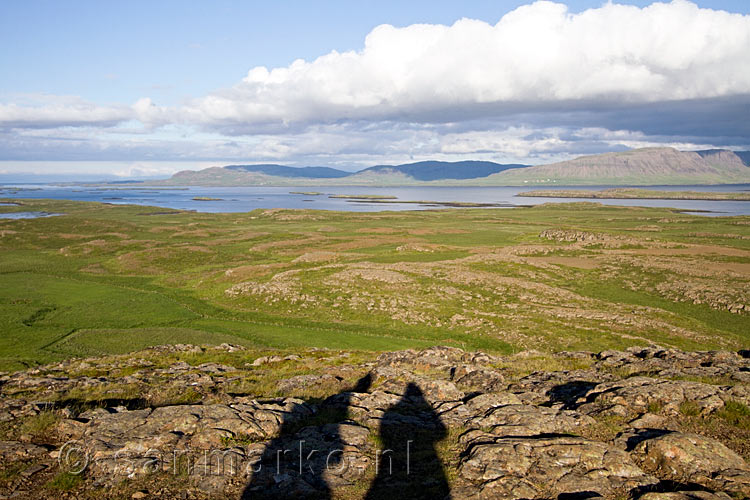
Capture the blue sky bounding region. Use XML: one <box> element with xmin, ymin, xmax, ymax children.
<box><xmin>1</xmin><ymin>0</ymin><xmax>750</xmax><ymax>178</ymax></box>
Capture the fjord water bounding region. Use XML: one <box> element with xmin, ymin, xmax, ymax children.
<box><xmin>1</xmin><ymin>184</ymin><xmax>750</xmax><ymax>216</ymax></box>
<box><xmin>0</xmin><ymin>212</ymin><xmax>60</xmax><ymax>219</ymax></box>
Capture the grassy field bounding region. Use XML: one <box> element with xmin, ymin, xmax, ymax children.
<box><xmin>0</xmin><ymin>198</ymin><xmax>748</xmax><ymax>372</ymax></box>
<box><xmin>518</xmin><ymin>188</ymin><xmax>750</xmax><ymax>200</ymax></box>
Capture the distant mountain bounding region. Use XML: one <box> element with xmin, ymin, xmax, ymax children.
<box><xmin>695</xmin><ymin>149</ymin><xmax>750</xmax><ymax>167</ymax></box>
<box><xmin>224</xmin><ymin>164</ymin><xmax>350</xmax><ymax>178</ymax></box>
<box><xmin>158</xmin><ymin>148</ymin><xmax>750</xmax><ymax>186</ymax></box>
<box><xmin>481</xmin><ymin>147</ymin><xmax>750</xmax><ymax>186</ymax></box>
<box><xmin>733</xmin><ymin>151</ymin><xmax>750</xmax><ymax>167</ymax></box>
<box><xmin>359</xmin><ymin>161</ymin><xmax>527</xmax><ymax>181</ymax></box>
<box><xmin>162</xmin><ymin>160</ymin><xmax>530</xmax><ymax>186</ymax></box>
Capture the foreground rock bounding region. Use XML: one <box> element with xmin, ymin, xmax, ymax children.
<box><xmin>0</xmin><ymin>344</ymin><xmax>748</xmax><ymax>499</ymax></box>
<box><xmin>633</xmin><ymin>432</ymin><xmax>750</xmax><ymax>497</ymax></box>
<box><xmin>457</xmin><ymin>431</ymin><xmax>658</xmax><ymax>499</ymax></box>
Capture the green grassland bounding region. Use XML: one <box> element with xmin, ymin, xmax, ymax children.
<box><xmin>518</xmin><ymin>188</ymin><xmax>750</xmax><ymax>200</ymax></box>
<box><xmin>0</xmin><ymin>198</ymin><xmax>748</xmax><ymax>371</ymax></box>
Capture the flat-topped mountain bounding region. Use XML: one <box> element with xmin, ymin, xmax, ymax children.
<box><xmin>159</xmin><ymin>148</ymin><xmax>750</xmax><ymax>186</ymax></box>
<box><xmin>486</xmin><ymin>147</ymin><xmax>750</xmax><ymax>186</ymax></box>
<box><xmin>224</xmin><ymin>164</ymin><xmax>351</xmax><ymax>178</ymax></box>
<box><xmin>357</xmin><ymin>160</ymin><xmax>527</xmax><ymax>181</ymax></box>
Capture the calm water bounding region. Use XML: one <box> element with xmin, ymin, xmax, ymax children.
<box><xmin>0</xmin><ymin>211</ymin><xmax>60</xmax><ymax>219</ymax></box>
<box><xmin>1</xmin><ymin>184</ymin><xmax>749</xmax><ymax>216</ymax></box>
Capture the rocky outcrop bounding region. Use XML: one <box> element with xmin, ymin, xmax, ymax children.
<box><xmin>0</xmin><ymin>344</ymin><xmax>748</xmax><ymax>499</ymax></box>
<box><xmin>633</xmin><ymin>432</ymin><xmax>750</xmax><ymax>497</ymax></box>
<box><xmin>457</xmin><ymin>431</ymin><xmax>658</xmax><ymax>499</ymax></box>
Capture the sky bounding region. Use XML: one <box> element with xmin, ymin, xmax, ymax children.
<box><xmin>1</xmin><ymin>0</ymin><xmax>749</xmax><ymax>179</ymax></box>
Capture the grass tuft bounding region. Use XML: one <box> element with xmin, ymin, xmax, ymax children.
<box><xmin>716</xmin><ymin>400</ymin><xmax>750</xmax><ymax>429</ymax></box>
<box><xmin>19</xmin><ymin>411</ymin><xmax>61</xmax><ymax>439</ymax></box>
<box><xmin>45</xmin><ymin>471</ymin><xmax>83</xmax><ymax>491</ymax></box>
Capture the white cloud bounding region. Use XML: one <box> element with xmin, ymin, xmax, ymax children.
<box><xmin>132</xmin><ymin>98</ymin><xmax>173</xmax><ymax>128</ymax></box>
<box><xmin>110</xmin><ymin>161</ymin><xmax>213</xmax><ymax>178</ymax></box>
<box><xmin>183</xmin><ymin>0</ymin><xmax>750</xmax><ymax>130</ymax></box>
<box><xmin>0</xmin><ymin>95</ymin><xmax>133</xmax><ymax>129</ymax></box>
<box><xmin>1</xmin><ymin>1</ymin><xmax>749</xmax><ymax>167</ymax></box>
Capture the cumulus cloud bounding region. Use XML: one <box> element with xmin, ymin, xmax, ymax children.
<box><xmin>132</xmin><ymin>98</ymin><xmax>173</xmax><ymax>128</ymax></box>
<box><xmin>2</xmin><ymin>1</ymin><xmax>750</xmax><ymax>167</ymax></box>
<box><xmin>183</xmin><ymin>0</ymin><xmax>750</xmax><ymax>131</ymax></box>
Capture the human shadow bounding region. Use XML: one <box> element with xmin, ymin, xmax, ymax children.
<box><xmin>240</xmin><ymin>373</ymin><xmax>372</xmax><ymax>499</ymax></box>
<box><xmin>364</xmin><ymin>383</ymin><xmax>451</xmax><ymax>500</ymax></box>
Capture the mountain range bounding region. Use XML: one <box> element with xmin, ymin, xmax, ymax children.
<box><xmin>158</xmin><ymin>148</ymin><xmax>750</xmax><ymax>186</ymax></box>
<box><xmin>220</xmin><ymin>160</ymin><xmax>528</xmax><ymax>181</ymax></box>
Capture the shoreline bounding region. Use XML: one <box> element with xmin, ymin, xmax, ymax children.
<box><xmin>518</xmin><ymin>188</ymin><xmax>750</xmax><ymax>201</ymax></box>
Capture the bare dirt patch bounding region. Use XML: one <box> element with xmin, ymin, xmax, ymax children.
<box><xmin>292</xmin><ymin>251</ymin><xmax>359</xmax><ymax>263</ymax></box>
<box><xmin>407</xmin><ymin>228</ymin><xmax>470</xmax><ymax>235</ymax></box>
<box><xmin>328</xmin><ymin>267</ymin><xmax>414</xmax><ymax>284</ymax></box>
<box><xmin>324</xmin><ymin>236</ymin><xmax>408</xmax><ymax>251</ymax></box>
<box><xmin>355</xmin><ymin>227</ymin><xmax>400</xmax><ymax>234</ymax></box>
<box><xmin>625</xmin><ymin>245</ymin><xmax>750</xmax><ymax>258</ymax></box>
<box><xmin>531</xmin><ymin>256</ymin><xmax>601</xmax><ymax>269</ymax></box>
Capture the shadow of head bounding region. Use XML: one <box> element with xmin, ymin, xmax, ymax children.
<box><xmin>352</xmin><ymin>372</ymin><xmax>373</xmax><ymax>393</ymax></box>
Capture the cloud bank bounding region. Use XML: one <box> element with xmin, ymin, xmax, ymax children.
<box><xmin>182</xmin><ymin>0</ymin><xmax>750</xmax><ymax>131</ymax></box>
<box><xmin>1</xmin><ymin>1</ymin><xmax>749</xmax><ymax>168</ymax></box>
<box><xmin>0</xmin><ymin>95</ymin><xmax>131</xmax><ymax>129</ymax></box>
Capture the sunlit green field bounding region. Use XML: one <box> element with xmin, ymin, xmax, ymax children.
<box><xmin>1</xmin><ymin>198</ymin><xmax>748</xmax><ymax>371</ymax></box>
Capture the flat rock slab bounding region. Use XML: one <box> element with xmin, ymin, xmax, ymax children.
<box><xmin>638</xmin><ymin>493</ymin><xmax>733</xmax><ymax>500</ymax></box>
<box><xmin>633</xmin><ymin>432</ymin><xmax>750</xmax><ymax>497</ymax></box>
<box><xmin>2</xmin><ymin>344</ymin><xmax>749</xmax><ymax>499</ymax></box>
<box><xmin>61</xmin><ymin>398</ymin><xmax>314</xmax><ymax>478</ymax></box>
<box><xmin>578</xmin><ymin>377</ymin><xmax>732</xmax><ymax>417</ymax></box>
<box><xmin>458</xmin><ymin>432</ymin><xmax>657</xmax><ymax>499</ymax></box>
<box><xmin>445</xmin><ymin>402</ymin><xmax>595</xmax><ymax>436</ymax></box>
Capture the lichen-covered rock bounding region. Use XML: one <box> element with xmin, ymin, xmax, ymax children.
<box><xmin>638</xmin><ymin>492</ymin><xmax>733</xmax><ymax>500</ymax></box>
<box><xmin>375</xmin><ymin>346</ymin><xmax>495</xmax><ymax>372</ymax></box>
<box><xmin>594</xmin><ymin>347</ymin><xmax>750</xmax><ymax>382</ymax></box>
<box><xmin>463</xmin><ymin>403</ymin><xmax>594</xmax><ymax>436</ymax></box>
<box><xmin>413</xmin><ymin>379</ymin><xmax>464</xmax><ymax>404</ymax></box>
<box><xmin>65</xmin><ymin>398</ymin><xmax>314</xmax><ymax>480</ymax></box>
<box><xmin>439</xmin><ymin>392</ymin><xmax>522</xmax><ymax>425</ymax></box>
<box><xmin>244</xmin><ymin>422</ymin><xmax>372</xmax><ymax>498</ymax></box>
<box><xmin>1</xmin><ymin>344</ymin><xmax>748</xmax><ymax>499</ymax></box>
<box><xmin>276</xmin><ymin>373</ymin><xmax>346</xmax><ymax>394</ymax></box>
<box><xmin>506</xmin><ymin>368</ymin><xmax>615</xmax><ymax>406</ymax></box>
<box><xmin>450</xmin><ymin>364</ymin><xmax>505</xmax><ymax>391</ymax></box>
<box><xmin>0</xmin><ymin>440</ymin><xmax>49</xmax><ymax>460</ymax></box>
<box><xmin>341</xmin><ymin>393</ymin><xmax>399</xmax><ymax>430</ymax></box>
<box><xmin>578</xmin><ymin>377</ymin><xmax>727</xmax><ymax>417</ymax></box>
<box><xmin>0</xmin><ymin>398</ymin><xmax>39</xmax><ymax>423</ymax></box>
<box><xmin>632</xmin><ymin>432</ymin><xmax>750</xmax><ymax>497</ymax></box>
<box><xmin>457</xmin><ymin>432</ymin><xmax>657</xmax><ymax>499</ymax></box>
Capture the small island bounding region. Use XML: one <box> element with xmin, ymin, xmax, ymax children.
<box><xmin>345</xmin><ymin>198</ymin><xmax>512</xmax><ymax>207</ymax></box>
<box><xmin>192</xmin><ymin>196</ymin><xmax>224</xmax><ymax>201</ymax></box>
<box><xmin>517</xmin><ymin>188</ymin><xmax>750</xmax><ymax>201</ymax></box>
<box><xmin>290</xmin><ymin>191</ymin><xmax>323</xmax><ymax>195</ymax></box>
<box><xmin>328</xmin><ymin>194</ymin><xmax>398</xmax><ymax>200</ymax></box>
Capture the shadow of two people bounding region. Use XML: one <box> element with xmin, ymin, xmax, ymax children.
<box><xmin>241</xmin><ymin>374</ymin><xmax>450</xmax><ymax>499</ymax></box>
